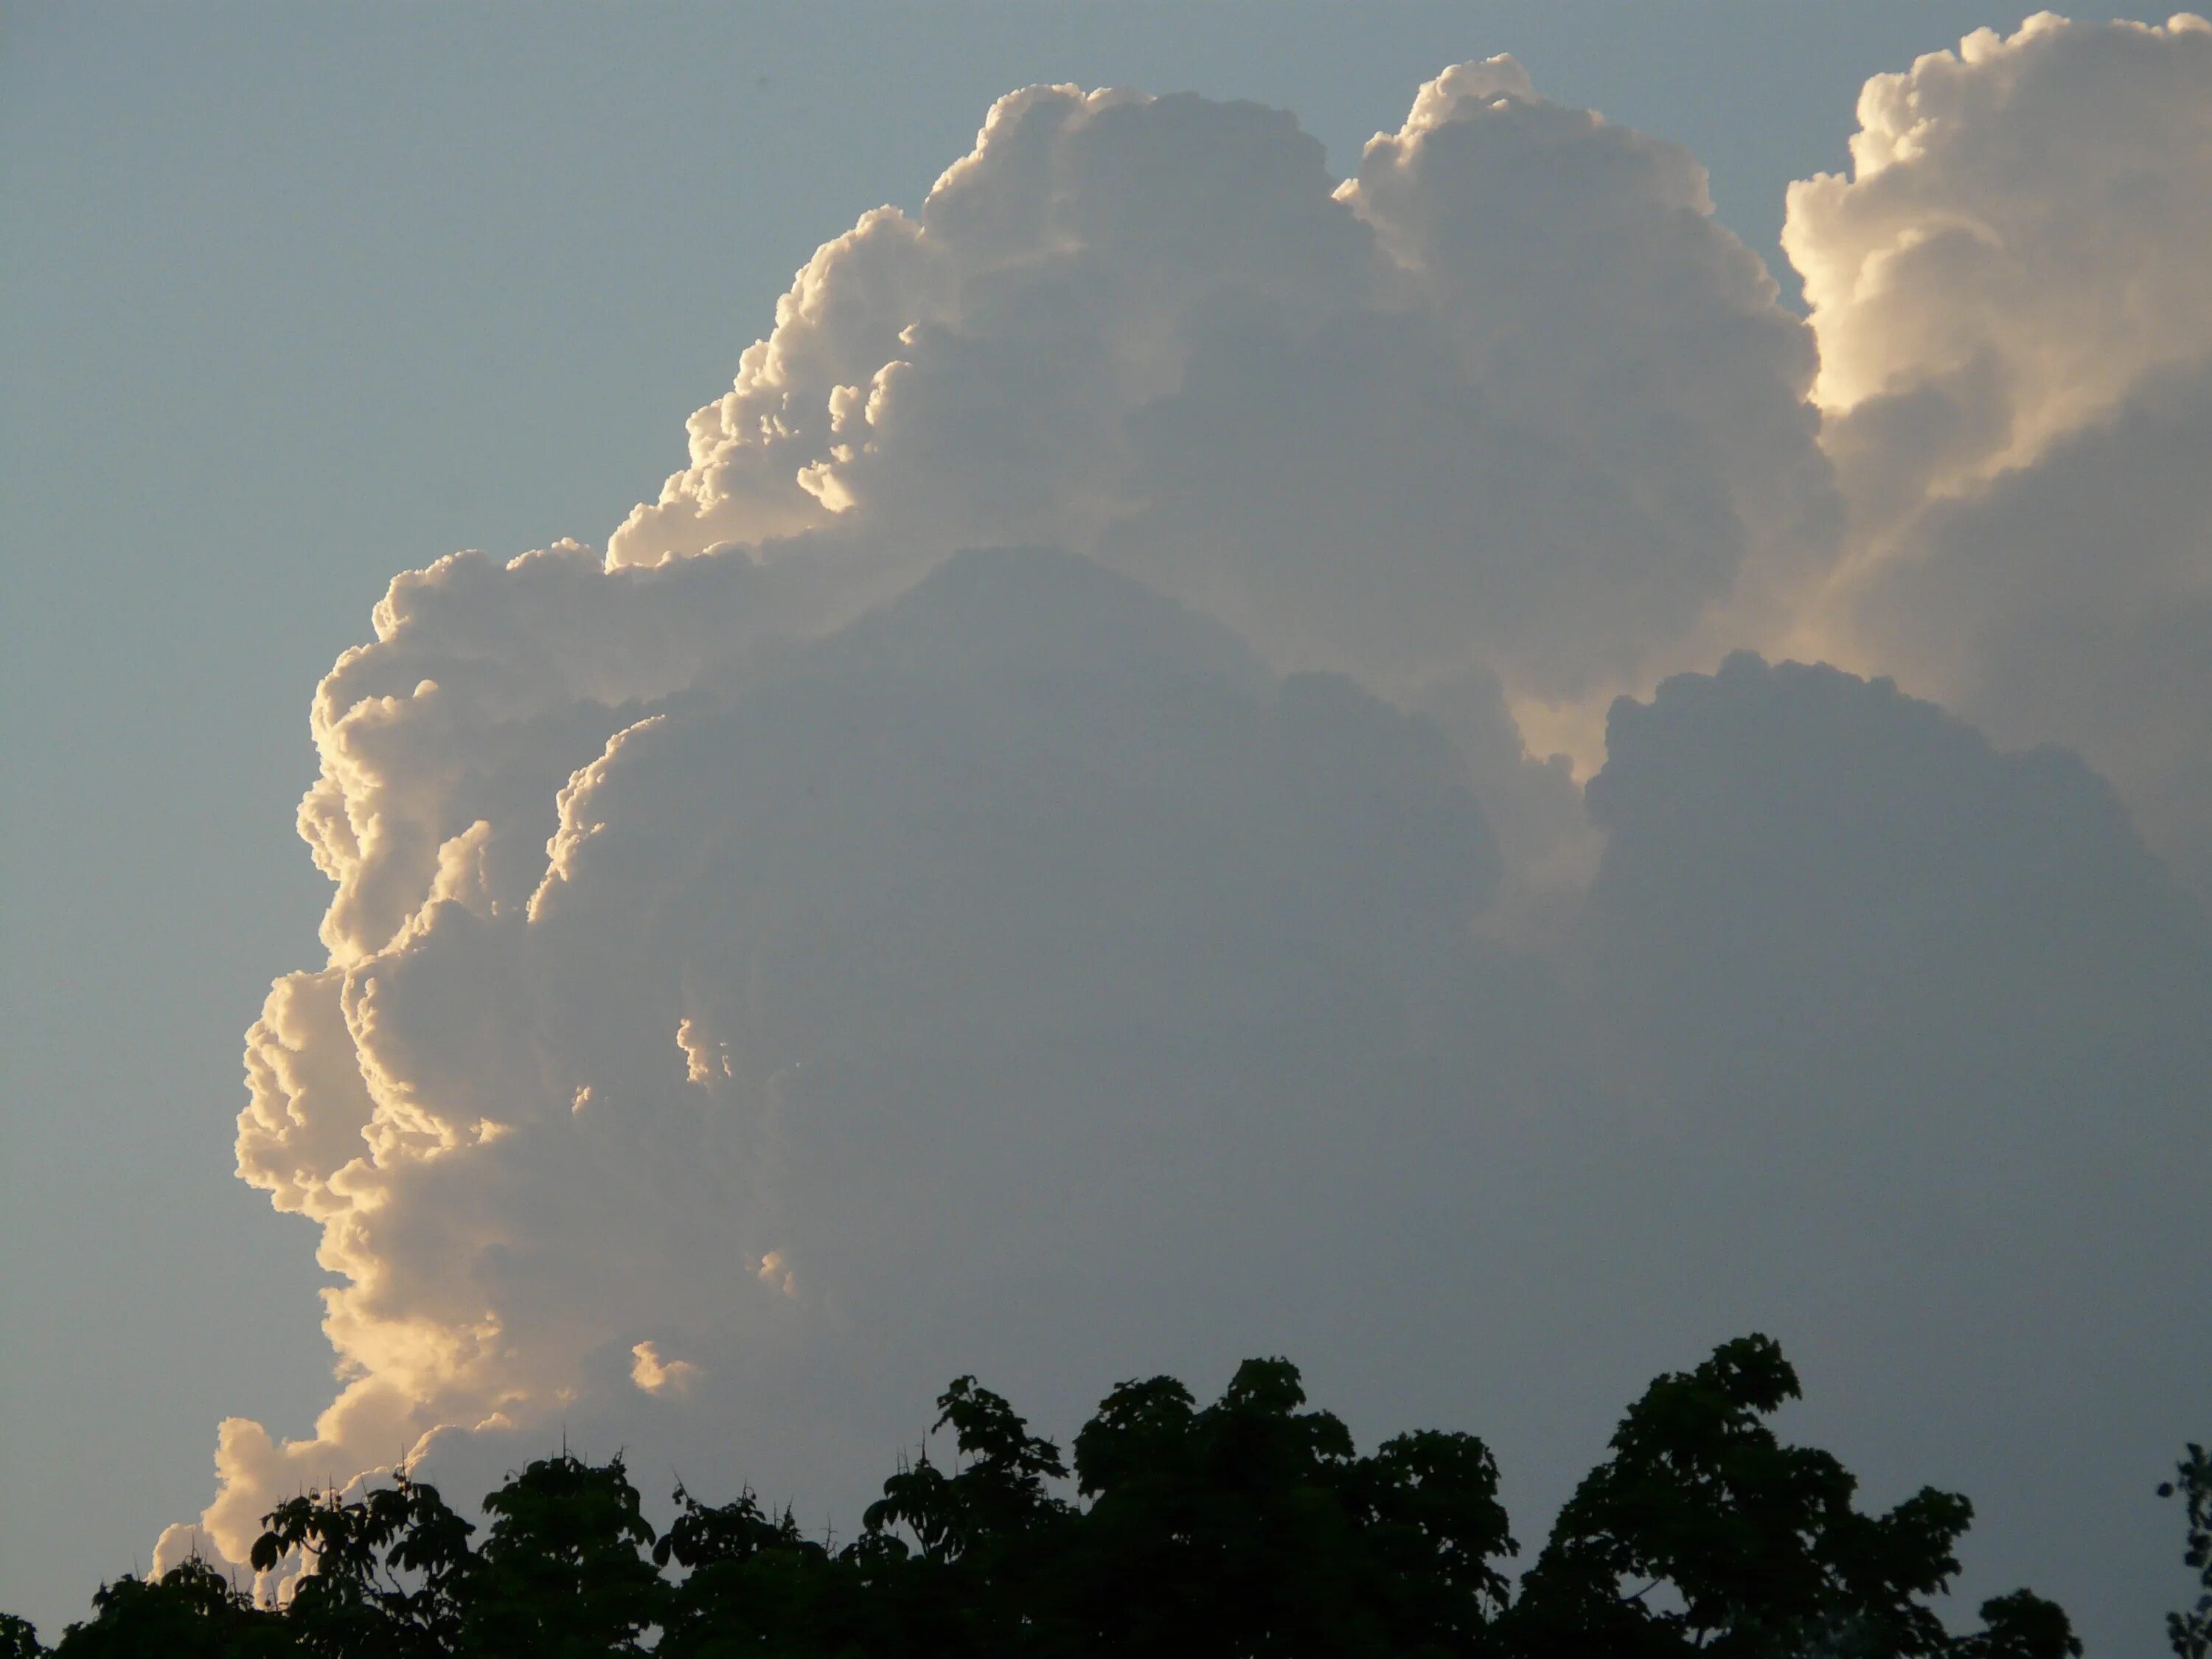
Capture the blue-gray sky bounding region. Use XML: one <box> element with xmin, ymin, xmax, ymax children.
<box><xmin>7</xmin><ymin>3</ymin><xmax>2202</xmax><ymax>1649</ymax></box>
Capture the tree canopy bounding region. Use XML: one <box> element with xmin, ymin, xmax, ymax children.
<box><xmin>14</xmin><ymin>1335</ymin><xmax>2185</xmax><ymax>1658</ymax></box>
<box><xmin>2160</xmin><ymin>1444</ymin><xmax>2211</xmax><ymax>1659</ymax></box>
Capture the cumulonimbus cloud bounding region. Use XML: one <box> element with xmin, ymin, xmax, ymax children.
<box><xmin>169</xmin><ymin>24</ymin><xmax>2211</xmax><ymax>1652</ymax></box>
<box><xmin>611</xmin><ymin>58</ymin><xmax>1834</xmax><ymax>714</ymax></box>
<box><xmin>1784</xmin><ymin>11</ymin><xmax>2212</xmax><ymax>893</ymax></box>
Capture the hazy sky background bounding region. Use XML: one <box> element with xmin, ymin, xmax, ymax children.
<box><xmin>5</xmin><ymin>1</ymin><xmax>2199</xmax><ymax>1649</ymax></box>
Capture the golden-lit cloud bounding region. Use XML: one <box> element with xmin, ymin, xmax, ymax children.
<box><xmin>164</xmin><ymin>35</ymin><xmax>2212</xmax><ymax>1648</ymax></box>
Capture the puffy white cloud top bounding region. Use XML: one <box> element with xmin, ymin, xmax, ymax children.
<box><xmin>1784</xmin><ymin>11</ymin><xmax>2212</xmax><ymax>893</ymax></box>
<box><xmin>1789</xmin><ymin>13</ymin><xmax>2212</xmax><ymax>479</ymax></box>
<box><xmin>171</xmin><ymin>25</ymin><xmax>2211</xmax><ymax>1652</ymax></box>
<box><xmin>611</xmin><ymin>58</ymin><xmax>1832</xmax><ymax>709</ymax></box>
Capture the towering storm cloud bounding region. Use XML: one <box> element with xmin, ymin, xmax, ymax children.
<box><xmin>1785</xmin><ymin>12</ymin><xmax>2212</xmax><ymax>894</ymax></box>
<box><xmin>177</xmin><ymin>21</ymin><xmax>2210</xmax><ymax>1653</ymax></box>
<box><xmin>612</xmin><ymin>58</ymin><xmax>1834</xmax><ymax>719</ymax></box>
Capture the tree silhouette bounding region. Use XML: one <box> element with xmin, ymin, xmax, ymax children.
<box><xmin>49</xmin><ymin>1557</ymin><xmax>293</xmax><ymax>1658</ymax></box>
<box><xmin>2162</xmin><ymin>1443</ymin><xmax>2212</xmax><ymax>1659</ymax></box>
<box><xmin>10</xmin><ymin>1336</ymin><xmax>2150</xmax><ymax>1658</ymax></box>
<box><xmin>248</xmin><ymin>1470</ymin><xmax>476</xmax><ymax>1658</ymax></box>
<box><xmin>1508</xmin><ymin>1334</ymin><xmax>1995</xmax><ymax>1658</ymax></box>
<box><xmin>457</xmin><ymin>1453</ymin><xmax>664</xmax><ymax>1658</ymax></box>
<box><xmin>1058</xmin><ymin>1355</ymin><xmax>1513</xmax><ymax>1656</ymax></box>
<box><xmin>652</xmin><ymin>1483</ymin><xmax>858</xmax><ymax>1657</ymax></box>
<box><xmin>1950</xmin><ymin>1590</ymin><xmax>2084</xmax><ymax>1659</ymax></box>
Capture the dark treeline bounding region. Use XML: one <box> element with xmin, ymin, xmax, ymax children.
<box><xmin>6</xmin><ymin>1336</ymin><xmax>2205</xmax><ymax>1658</ymax></box>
